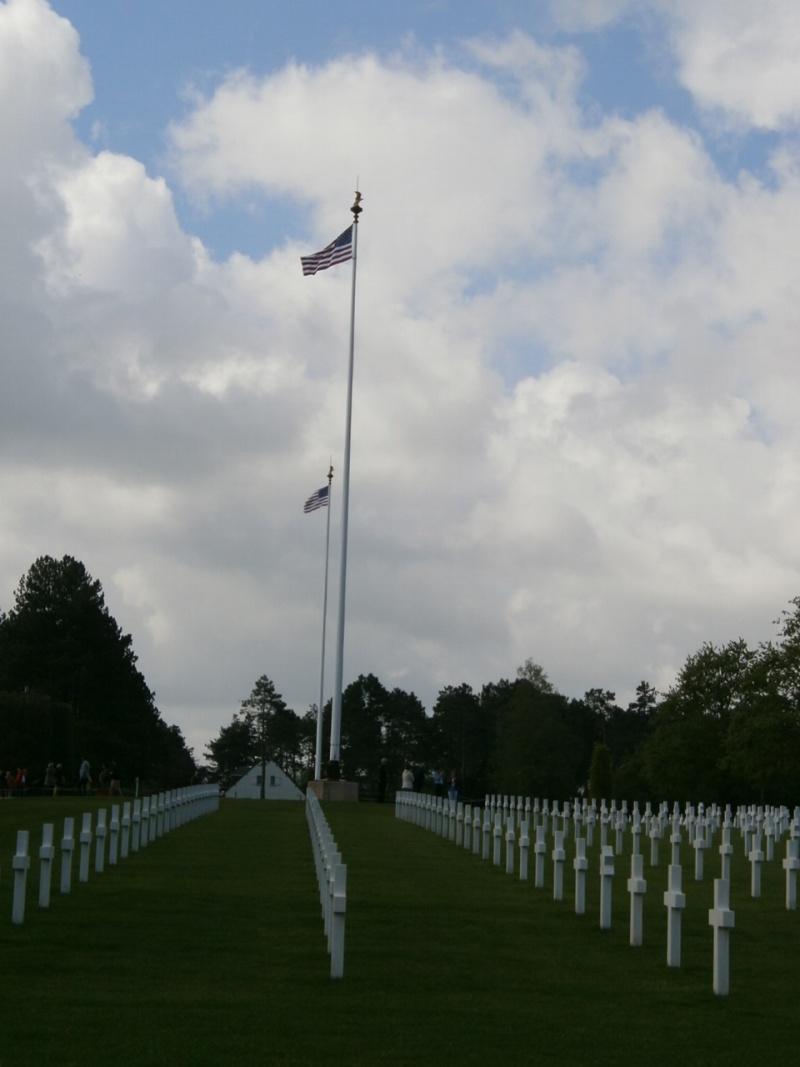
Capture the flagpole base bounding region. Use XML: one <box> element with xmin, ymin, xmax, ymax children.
<box><xmin>308</xmin><ymin>780</ymin><xmax>359</xmax><ymax>803</ymax></box>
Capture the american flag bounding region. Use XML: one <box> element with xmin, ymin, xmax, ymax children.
<box><xmin>303</xmin><ymin>485</ymin><xmax>330</xmax><ymax>513</ymax></box>
<box><xmin>300</xmin><ymin>227</ymin><xmax>353</xmax><ymax>276</ymax></box>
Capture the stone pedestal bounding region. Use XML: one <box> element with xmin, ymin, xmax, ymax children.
<box><xmin>308</xmin><ymin>779</ymin><xmax>359</xmax><ymax>802</ymax></box>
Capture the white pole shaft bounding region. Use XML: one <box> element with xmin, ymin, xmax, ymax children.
<box><xmin>329</xmin><ymin>217</ymin><xmax>359</xmax><ymax>765</ymax></box>
<box><xmin>314</xmin><ymin>479</ymin><xmax>333</xmax><ymax>780</ymax></box>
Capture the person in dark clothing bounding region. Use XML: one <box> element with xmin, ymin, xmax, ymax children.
<box><xmin>78</xmin><ymin>757</ymin><xmax>90</xmax><ymax>796</ymax></box>
<box><xmin>377</xmin><ymin>758</ymin><xmax>388</xmax><ymax>802</ymax></box>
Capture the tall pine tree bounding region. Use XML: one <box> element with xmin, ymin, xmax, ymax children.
<box><xmin>0</xmin><ymin>555</ymin><xmax>194</xmax><ymax>787</ymax></box>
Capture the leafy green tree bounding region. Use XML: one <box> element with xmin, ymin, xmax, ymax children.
<box><xmin>0</xmin><ymin>691</ymin><xmax>73</xmax><ymax>789</ymax></box>
<box><xmin>583</xmin><ymin>689</ymin><xmax>619</xmax><ymax>739</ymax></box>
<box><xmin>298</xmin><ymin>703</ymin><xmax>325</xmax><ymax>781</ymax></box>
<box><xmin>772</xmin><ymin>596</ymin><xmax>800</xmax><ymax>696</ymax></box>
<box><xmin>628</xmin><ymin>680</ymin><xmax>658</xmax><ymax>716</ymax></box>
<box><xmin>430</xmin><ymin>682</ymin><xmax>499</xmax><ymax>798</ymax></box>
<box><xmin>205</xmin><ymin>715</ymin><xmax>257</xmax><ymax>786</ymax></box>
<box><xmin>150</xmin><ymin>720</ymin><xmax>197</xmax><ymax>790</ymax></box>
<box><xmin>561</xmin><ymin>695</ymin><xmax>603</xmax><ymax>788</ymax></box>
<box><xmin>642</xmin><ymin>696</ymin><xmax>726</xmax><ymax>802</ymax></box>
<box><xmin>475</xmin><ymin>680</ymin><xmax>516</xmax><ymax>795</ymax></box>
<box><xmin>206</xmin><ymin>675</ymin><xmax>302</xmax><ymax>793</ymax></box>
<box><xmin>267</xmin><ymin>703</ymin><xmax>303</xmax><ymax>777</ymax></box>
<box><xmin>339</xmin><ymin>674</ymin><xmax>386</xmax><ymax>789</ymax></box>
<box><xmin>382</xmin><ymin>687</ymin><xmax>430</xmax><ymax>769</ymax></box>
<box><xmin>490</xmin><ymin>680</ymin><xmax>584</xmax><ymax>799</ymax></box>
<box><xmin>588</xmin><ymin>742</ymin><xmax>614</xmax><ymax>803</ymax></box>
<box><xmin>717</xmin><ymin>636</ymin><xmax>800</xmax><ymax>804</ymax></box>
<box><xmin>724</xmin><ymin>691</ymin><xmax>800</xmax><ymax>804</ymax></box>
<box><xmin>603</xmin><ymin>681</ymin><xmax>656</xmax><ymax>794</ymax></box>
<box><xmin>516</xmin><ymin>659</ymin><xmax>555</xmax><ymax>693</ymax></box>
<box><xmin>673</xmin><ymin>639</ymin><xmax>758</xmax><ymax>721</ymax></box>
<box><xmin>0</xmin><ymin>555</ymin><xmax>192</xmax><ymax>787</ymax></box>
<box><xmin>240</xmin><ymin>675</ymin><xmax>297</xmax><ymax>798</ymax></box>
<box><xmin>639</xmin><ymin>641</ymin><xmax>761</xmax><ymax>803</ymax></box>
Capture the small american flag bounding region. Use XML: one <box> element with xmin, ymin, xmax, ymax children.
<box><xmin>301</xmin><ymin>227</ymin><xmax>353</xmax><ymax>276</ymax></box>
<box><xmin>303</xmin><ymin>485</ymin><xmax>330</xmax><ymax>513</ymax></box>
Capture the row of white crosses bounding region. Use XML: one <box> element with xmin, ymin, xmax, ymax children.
<box><xmin>9</xmin><ymin>784</ymin><xmax>219</xmax><ymax>926</ymax></box>
<box><xmin>305</xmin><ymin>789</ymin><xmax>346</xmax><ymax>979</ymax></box>
<box><xmin>396</xmin><ymin>792</ymin><xmax>800</xmax><ymax>997</ymax></box>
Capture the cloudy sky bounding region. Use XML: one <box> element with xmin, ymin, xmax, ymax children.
<box><xmin>2</xmin><ymin>0</ymin><xmax>800</xmax><ymax>761</ymax></box>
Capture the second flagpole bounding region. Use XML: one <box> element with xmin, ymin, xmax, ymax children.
<box><xmin>328</xmin><ymin>190</ymin><xmax>362</xmax><ymax>776</ymax></box>
<box><xmin>314</xmin><ymin>464</ymin><xmax>334</xmax><ymax>781</ymax></box>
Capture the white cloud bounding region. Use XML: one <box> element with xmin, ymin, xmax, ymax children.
<box><xmin>546</xmin><ymin>0</ymin><xmax>638</xmax><ymax>33</ymax></box>
<box><xmin>547</xmin><ymin>0</ymin><xmax>800</xmax><ymax>131</ymax></box>
<box><xmin>3</xmin><ymin>4</ymin><xmax>800</xmax><ymax>762</ymax></box>
<box><xmin>36</xmin><ymin>151</ymin><xmax>196</xmax><ymax>299</ymax></box>
<box><xmin>0</xmin><ymin>0</ymin><xmax>91</xmax><ymax>167</ymax></box>
<box><xmin>661</xmin><ymin>0</ymin><xmax>800</xmax><ymax>130</ymax></box>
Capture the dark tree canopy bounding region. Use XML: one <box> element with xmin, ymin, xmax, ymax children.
<box><xmin>339</xmin><ymin>674</ymin><xmax>388</xmax><ymax>788</ymax></box>
<box><xmin>0</xmin><ymin>555</ymin><xmax>194</xmax><ymax>788</ymax></box>
<box><xmin>430</xmin><ymin>684</ymin><xmax>486</xmax><ymax>796</ymax></box>
<box><xmin>205</xmin><ymin>715</ymin><xmax>256</xmax><ymax>785</ymax></box>
<box><xmin>588</xmin><ymin>742</ymin><xmax>614</xmax><ymax>803</ymax></box>
<box><xmin>491</xmin><ymin>681</ymin><xmax>586</xmax><ymax>799</ymax></box>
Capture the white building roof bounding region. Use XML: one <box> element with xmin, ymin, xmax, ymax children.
<box><xmin>224</xmin><ymin>761</ymin><xmax>304</xmax><ymax>801</ymax></box>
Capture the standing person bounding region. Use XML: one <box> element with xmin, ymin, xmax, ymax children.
<box><xmin>54</xmin><ymin>764</ymin><xmax>65</xmax><ymax>796</ymax></box>
<box><xmin>78</xmin><ymin>756</ymin><xmax>90</xmax><ymax>796</ymax></box>
<box><xmin>43</xmin><ymin>762</ymin><xmax>56</xmax><ymax>796</ymax></box>
<box><xmin>433</xmin><ymin>768</ymin><xmax>444</xmax><ymax>798</ymax></box>
<box><xmin>448</xmin><ymin>769</ymin><xmax>458</xmax><ymax>804</ymax></box>
<box><xmin>109</xmin><ymin>760</ymin><xmax>122</xmax><ymax>796</ymax></box>
<box><xmin>401</xmin><ymin>764</ymin><xmax>414</xmax><ymax>791</ymax></box>
<box><xmin>377</xmin><ymin>758</ymin><xmax>388</xmax><ymax>803</ymax></box>
<box><xmin>413</xmin><ymin>765</ymin><xmax>425</xmax><ymax>792</ymax></box>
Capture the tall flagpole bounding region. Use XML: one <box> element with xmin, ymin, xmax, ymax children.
<box><xmin>329</xmin><ymin>190</ymin><xmax>362</xmax><ymax>776</ymax></box>
<box><xmin>314</xmin><ymin>463</ymin><xmax>334</xmax><ymax>781</ymax></box>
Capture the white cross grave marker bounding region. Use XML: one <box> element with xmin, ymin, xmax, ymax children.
<box><xmin>11</xmin><ymin>830</ymin><xmax>30</xmax><ymax>925</ymax></box>
<box><xmin>38</xmin><ymin>823</ymin><xmax>55</xmax><ymax>908</ymax></box>
<box><xmin>79</xmin><ymin>812</ymin><xmax>92</xmax><ymax>883</ymax></box>
<box><xmin>708</xmin><ymin>878</ymin><xmax>735</xmax><ymax>996</ymax></box>
<box><xmin>573</xmin><ymin>837</ymin><xmax>588</xmax><ymax>915</ymax></box>
<box><xmin>600</xmin><ymin>845</ymin><xmax>614</xmax><ymax>929</ymax></box>
<box><xmin>552</xmin><ymin>830</ymin><xmax>565</xmax><ymax>901</ymax></box>
<box><xmin>664</xmin><ymin>863</ymin><xmax>686</xmax><ymax>967</ymax></box>
<box><xmin>784</xmin><ymin>836</ymin><xmax>800</xmax><ymax>910</ymax></box>
<box><xmin>627</xmin><ymin>852</ymin><xmax>647</xmax><ymax>947</ymax></box>
<box><xmin>60</xmin><ymin>817</ymin><xmax>75</xmax><ymax>894</ymax></box>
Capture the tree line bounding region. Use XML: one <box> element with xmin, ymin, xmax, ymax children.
<box><xmin>4</xmin><ymin>555</ymin><xmax>799</xmax><ymax>807</ymax></box>
<box><xmin>208</xmin><ymin>596</ymin><xmax>800</xmax><ymax>807</ymax></box>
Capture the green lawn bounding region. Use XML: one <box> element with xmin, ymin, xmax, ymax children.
<box><xmin>0</xmin><ymin>796</ymin><xmax>797</xmax><ymax>1066</ymax></box>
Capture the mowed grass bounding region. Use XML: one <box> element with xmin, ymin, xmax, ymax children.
<box><xmin>0</xmin><ymin>797</ymin><xmax>797</xmax><ymax>1066</ymax></box>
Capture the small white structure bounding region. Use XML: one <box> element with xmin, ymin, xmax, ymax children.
<box><xmin>225</xmin><ymin>762</ymin><xmax>303</xmax><ymax>801</ymax></box>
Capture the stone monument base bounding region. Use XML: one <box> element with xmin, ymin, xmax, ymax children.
<box><xmin>308</xmin><ymin>779</ymin><xmax>359</xmax><ymax>802</ymax></box>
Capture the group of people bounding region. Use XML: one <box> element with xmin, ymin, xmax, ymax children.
<box><xmin>1</xmin><ymin>767</ymin><xmax>31</xmax><ymax>797</ymax></box>
<box><xmin>75</xmin><ymin>758</ymin><xmax>122</xmax><ymax>797</ymax></box>
<box><xmin>377</xmin><ymin>758</ymin><xmax>459</xmax><ymax>803</ymax></box>
<box><xmin>1</xmin><ymin>758</ymin><xmax>123</xmax><ymax>797</ymax></box>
